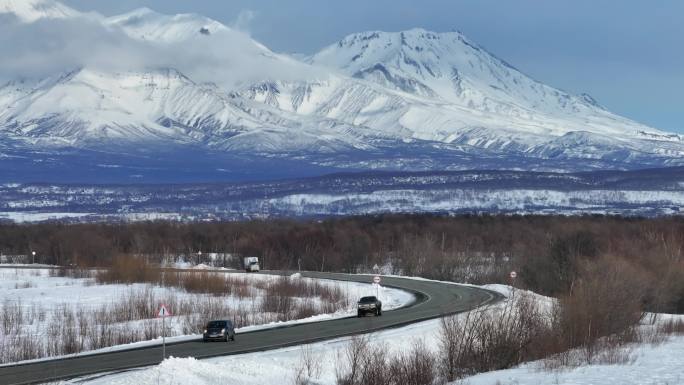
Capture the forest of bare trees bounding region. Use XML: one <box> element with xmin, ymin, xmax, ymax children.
<box><xmin>1</xmin><ymin>215</ymin><xmax>683</xmax><ymax>312</ymax></box>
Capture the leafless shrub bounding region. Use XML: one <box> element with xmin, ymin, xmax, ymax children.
<box><xmin>261</xmin><ymin>289</ymin><xmax>294</xmax><ymax>320</ymax></box>
<box><xmin>46</xmin><ymin>321</ymin><xmax>62</xmax><ymax>356</ymax></box>
<box><xmin>142</xmin><ymin>319</ymin><xmax>160</xmax><ymax>340</ymax></box>
<box><xmin>1</xmin><ymin>299</ymin><xmax>23</xmax><ymax>335</ymax></box>
<box><xmin>95</xmin><ymin>255</ymin><xmax>161</xmax><ymax>285</ymax></box>
<box><xmin>439</xmin><ymin>291</ymin><xmax>547</xmax><ymax>381</ymax></box>
<box><xmin>50</xmin><ymin>266</ymin><xmax>96</xmax><ymax>279</ymax></box>
<box><xmin>59</xmin><ymin>306</ymin><xmax>80</xmax><ymax>354</ymax></box>
<box><xmin>232</xmin><ymin>304</ymin><xmax>250</xmax><ymax>329</ymax></box>
<box><xmin>14</xmin><ymin>281</ymin><xmax>34</xmax><ymax>289</ymax></box>
<box><xmin>659</xmin><ymin>319</ymin><xmax>684</xmax><ymax>335</ymax></box>
<box><xmin>357</xmin><ymin>344</ymin><xmax>389</xmax><ymax>385</ymax></box>
<box><xmin>636</xmin><ymin>317</ymin><xmax>684</xmax><ymax>347</ymax></box>
<box><xmin>293</xmin><ymin>344</ymin><xmax>324</xmax><ymax>385</ymax></box>
<box><xmin>388</xmin><ymin>340</ymin><xmax>438</xmax><ymax>385</ymax></box>
<box><xmin>588</xmin><ymin>340</ymin><xmax>636</xmax><ymax>365</ymax></box>
<box><xmin>176</xmin><ymin>272</ymin><xmax>229</xmax><ymax>295</ymax></box>
<box><xmin>336</xmin><ymin>335</ymin><xmax>440</xmax><ymax>385</ymax></box>
<box><xmin>549</xmin><ymin>258</ymin><xmax>646</xmax><ymax>365</ymax></box>
<box><xmin>336</xmin><ymin>335</ymin><xmax>370</xmax><ymax>385</ymax></box>
<box><xmin>15</xmin><ymin>334</ymin><xmax>41</xmax><ymax>362</ymax></box>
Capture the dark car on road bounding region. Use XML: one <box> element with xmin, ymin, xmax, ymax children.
<box><xmin>357</xmin><ymin>296</ymin><xmax>382</xmax><ymax>317</ymax></box>
<box><xmin>203</xmin><ymin>320</ymin><xmax>236</xmax><ymax>342</ymax></box>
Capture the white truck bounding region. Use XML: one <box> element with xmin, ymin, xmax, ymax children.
<box><xmin>243</xmin><ymin>257</ymin><xmax>260</xmax><ymax>272</ymax></box>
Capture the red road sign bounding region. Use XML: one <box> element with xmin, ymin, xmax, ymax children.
<box><xmin>373</xmin><ymin>275</ymin><xmax>381</xmax><ymax>284</ymax></box>
<box><xmin>157</xmin><ymin>304</ymin><xmax>171</xmax><ymax>317</ymax></box>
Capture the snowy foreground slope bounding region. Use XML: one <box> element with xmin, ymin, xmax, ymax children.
<box><xmin>72</xmin><ymin>328</ymin><xmax>684</xmax><ymax>385</ymax></box>
<box><xmin>1</xmin><ymin>0</ymin><xmax>683</xmax><ymax>184</ymax></box>
<box><xmin>66</xmin><ymin>284</ymin><xmax>684</xmax><ymax>385</ymax></box>
<box><xmin>460</xmin><ymin>338</ymin><xmax>684</xmax><ymax>385</ymax></box>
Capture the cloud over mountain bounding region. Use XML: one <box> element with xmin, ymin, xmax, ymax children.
<box><xmin>0</xmin><ymin>1</ymin><xmax>318</xmax><ymax>88</ymax></box>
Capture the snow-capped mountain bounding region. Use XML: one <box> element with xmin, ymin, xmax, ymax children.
<box><xmin>311</xmin><ymin>29</ymin><xmax>598</xmax><ymax>115</ymax></box>
<box><xmin>0</xmin><ymin>0</ymin><xmax>77</xmax><ymax>22</ymax></box>
<box><xmin>1</xmin><ymin>0</ymin><xmax>683</xmax><ymax>184</ymax></box>
<box><xmin>305</xmin><ymin>29</ymin><xmax>682</xmax><ymax>156</ymax></box>
<box><xmin>237</xmin><ymin>29</ymin><xmax>684</xmax><ymax>168</ymax></box>
<box><xmin>105</xmin><ymin>7</ymin><xmax>233</xmax><ymax>43</ymax></box>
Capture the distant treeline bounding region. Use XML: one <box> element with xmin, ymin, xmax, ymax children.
<box><xmin>1</xmin><ymin>215</ymin><xmax>683</xmax><ymax>312</ymax></box>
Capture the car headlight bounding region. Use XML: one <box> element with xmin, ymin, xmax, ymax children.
<box><xmin>203</xmin><ymin>329</ymin><xmax>207</xmax><ymax>333</ymax></box>
<box><xmin>221</xmin><ymin>328</ymin><xmax>226</xmax><ymax>334</ymax></box>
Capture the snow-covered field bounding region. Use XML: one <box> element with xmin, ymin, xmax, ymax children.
<box><xmin>0</xmin><ymin>211</ymin><xmax>185</xmax><ymax>223</ymax></box>
<box><xmin>0</xmin><ymin>268</ymin><xmax>414</xmax><ymax>364</ymax></box>
<box><xmin>4</xmin><ymin>185</ymin><xmax>681</xmax><ymax>224</ymax></box>
<box><xmin>0</xmin><ymin>268</ymin><xmax>409</xmax><ymax>312</ymax></box>
<box><xmin>269</xmin><ymin>188</ymin><xmax>684</xmax><ymax>217</ymax></box>
<box><xmin>0</xmin><ymin>211</ymin><xmax>94</xmax><ymax>222</ymax></box>
<box><xmin>462</xmin><ymin>335</ymin><xmax>684</xmax><ymax>385</ymax></box>
<box><xmin>64</xmin><ymin>283</ymin><xmax>684</xmax><ymax>385</ymax></box>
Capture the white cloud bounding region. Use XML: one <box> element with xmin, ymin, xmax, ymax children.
<box><xmin>0</xmin><ymin>11</ymin><xmax>323</xmax><ymax>89</ymax></box>
<box><xmin>231</xmin><ymin>9</ymin><xmax>255</xmax><ymax>33</ymax></box>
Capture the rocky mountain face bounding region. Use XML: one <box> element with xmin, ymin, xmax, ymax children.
<box><xmin>1</xmin><ymin>0</ymin><xmax>682</xmax><ymax>183</ymax></box>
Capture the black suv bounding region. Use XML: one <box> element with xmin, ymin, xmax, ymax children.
<box><xmin>203</xmin><ymin>320</ymin><xmax>236</xmax><ymax>342</ymax></box>
<box><xmin>357</xmin><ymin>296</ymin><xmax>382</xmax><ymax>317</ymax></box>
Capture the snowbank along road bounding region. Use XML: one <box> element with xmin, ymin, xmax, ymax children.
<box><xmin>0</xmin><ymin>270</ymin><xmax>501</xmax><ymax>385</ymax></box>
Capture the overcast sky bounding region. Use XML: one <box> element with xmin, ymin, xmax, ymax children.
<box><xmin>62</xmin><ymin>0</ymin><xmax>684</xmax><ymax>133</ymax></box>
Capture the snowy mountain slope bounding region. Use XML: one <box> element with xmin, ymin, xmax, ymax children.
<box><xmin>0</xmin><ymin>1</ymin><xmax>683</xmax><ymax>183</ymax></box>
<box><xmin>237</xmin><ymin>72</ymin><xmax>684</xmax><ymax>167</ymax></box>
<box><xmin>0</xmin><ymin>69</ymin><xmax>250</xmax><ymax>146</ymax></box>
<box><xmin>0</xmin><ymin>0</ymin><xmax>78</xmax><ymax>22</ymax></box>
<box><xmin>105</xmin><ymin>7</ymin><xmax>233</xmax><ymax>43</ymax></box>
<box><xmin>0</xmin><ymin>68</ymin><xmax>379</xmax><ymax>154</ymax></box>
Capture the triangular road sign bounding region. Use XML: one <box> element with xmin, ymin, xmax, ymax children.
<box><xmin>158</xmin><ymin>304</ymin><xmax>171</xmax><ymax>317</ymax></box>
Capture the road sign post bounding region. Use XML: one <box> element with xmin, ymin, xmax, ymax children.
<box><xmin>157</xmin><ymin>304</ymin><xmax>171</xmax><ymax>360</ymax></box>
<box><xmin>373</xmin><ymin>275</ymin><xmax>381</xmax><ymax>297</ymax></box>
<box><xmin>162</xmin><ymin>316</ymin><xmax>165</xmax><ymax>360</ymax></box>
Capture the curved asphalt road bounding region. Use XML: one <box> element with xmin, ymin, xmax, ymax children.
<box><xmin>0</xmin><ymin>271</ymin><xmax>501</xmax><ymax>385</ymax></box>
